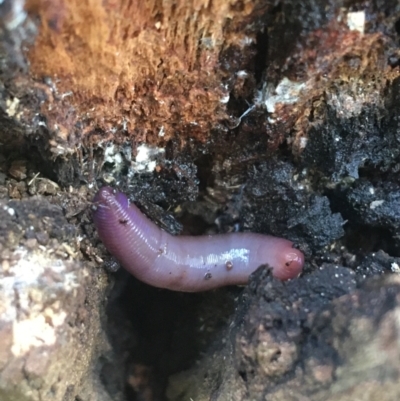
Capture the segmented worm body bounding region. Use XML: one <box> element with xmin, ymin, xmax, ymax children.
<box><xmin>92</xmin><ymin>187</ymin><xmax>304</xmax><ymax>292</ymax></box>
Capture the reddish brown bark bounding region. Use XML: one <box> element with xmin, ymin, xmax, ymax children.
<box><xmin>24</xmin><ymin>0</ymin><xmax>265</xmax><ymax>150</ymax></box>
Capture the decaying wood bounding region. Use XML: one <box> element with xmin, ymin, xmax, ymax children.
<box><xmin>167</xmin><ymin>268</ymin><xmax>400</xmax><ymax>401</ymax></box>
<box><xmin>12</xmin><ymin>0</ymin><xmax>265</xmax><ymax>154</ymax></box>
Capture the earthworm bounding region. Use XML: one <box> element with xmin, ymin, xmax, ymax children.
<box><xmin>92</xmin><ymin>186</ymin><xmax>304</xmax><ymax>292</ymax></box>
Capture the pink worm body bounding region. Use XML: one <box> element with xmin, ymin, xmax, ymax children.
<box><xmin>92</xmin><ymin>187</ymin><xmax>304</xmax><ymax>292</ymax></box>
